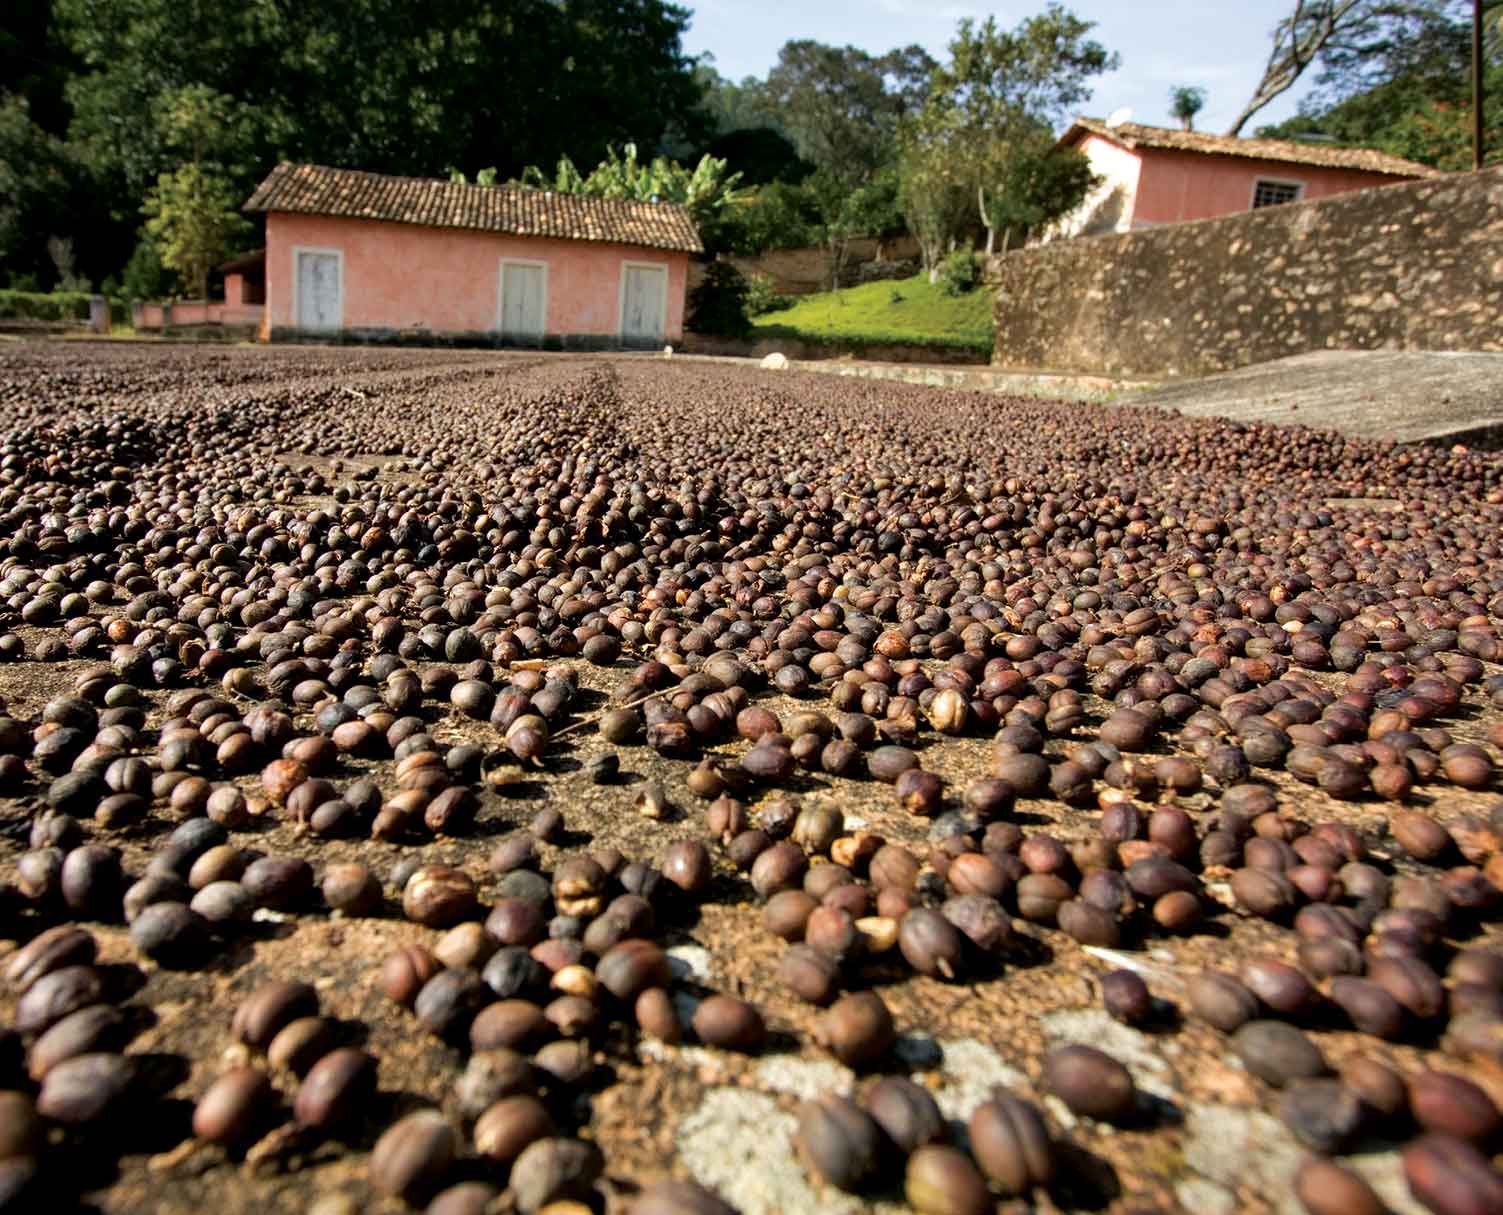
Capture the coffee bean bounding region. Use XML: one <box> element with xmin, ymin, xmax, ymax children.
<box><xmin>267</xmin><ymin>1016</ymin><xmax>337</xmax><ymax>1077</ymax></box>
<box><xmin>382</xmin><ymin>946</ymin><xmax>442</xmax><ymax>1006</ymax></box>
<box><xmin>26</xmin><ymin>1004</ymin><xmax>128</xmax><ymax>1080</ymax></box>
<box><xmin>369</xmin><ymin>1108</ymin><xmax>457</xmax><ymax>1204</ymax></box>
<box><xmin>473</xmin><ymin>1095</ymin><xmax>554</xmax><ymax>1163</ymax></box>
<box><xmin>509</xmin><ymin>1137</ymin><xmax>603</xmax><ymax>1215</ymax></box>
<box><xmin>5</xmin><ymin>925</ymin><xmax>95</xmax><ymax>992</ymax></box>
<box><xmin>1045</xmin><ymin>1044</ymin><xmax>1136</xmax><ymax>1123</ymax></box>
<box><xmin>1293</xmin><ymin>1157</ymin><xmax>1385</xmax><ymax>1215</ymax></box>
<box><xmin>129</xmin><ymin>901</ymin><xmax>209</xmax><ymax>966</ymax></box>
<box><xmin>692</xmin><ymin>995</ymin><xmax>764</xmax><ymax>1052</ymax></box>
<box><xmin>905</xmin><ymin>1144</ymin><xmax>990</xmax><ymax>1215</ymax></box>
<box><xmin>1187</xmin><ymin>972</ymin><xmax>1259</xmax><ymax>1033</ymax></box>
<box><xmin>969</xmin><ymin>1094</ymin><xmax>1054</xmax><ymax>1196</ymax></box>
<box><xmin>36</xmin><ymin>1051</ymin><xmax>135</xmax><ymax>1124</ymax></box>
<box><xmin>1101</xmin><ymin>969</ymin><xmax>1152</xmax><ymax>1026</ymax></box>
<box><xmin>293</xmin><ymin>1047</ymin><xmax>375</xmax><ymax>1131</ymax></box>
<box><xmin>816</xmin><ymin>992</ymin><xmax>894</xmax><ymax>1068</ymax></box>
<box><xmin>794</xmin><ymin>1094</ymin><xmax>881</xmax><ymax>1192</ymax></box>
<box><xmin>403</xmin><ymin>866</ymin><xmax>478</xmax><ymax>927</ymax></box>
<box><xmin>1402</xmin><ymin>1132</ymin><xmax>1503</xmax><ymax>1215</ymax></box>
<box><xmin>1409</xmin><ymin>1070</ymin><xmax>1502</xmax><ymax>1142</ymax></box>
<box><xmin>899</xmin><ymin>908</ymin><xmax>964</xmax><ymax>978</ymax></box>
<box><xmin>595</xmin><ymin>939</ymin><xmax>671</xmax><ymax>1002</ymax></box>
<box><xmin>15</xmin><ymin>965</ymin><xmax>103</xmax><ymax>1036</ymax></box>
<box><xmin>779</xmin><ymin>944</ymin><xmax>840</xmax><ymax>1005</ymax></box>
<box><xmin>1232</xmin><ymin>1021</ymin><xmax>1327</xmax><ymax>1087</ymax></box>
<box><xmin>234</xmin><ymin>980</ymin><xmax>319</xmax><ymax>1049</ymax></box>
<box><xmin>1279</xmin><ymin>1079</ymin><xmax>1364</xmax><ymax>1152</ymax></box>
<box><xmin>863</xmin><ymin>1075</ymin><xmax>943</xmax><ymax>1154</ymax></box>
<box><xmin>194</xmin><ymin>1067</ymin><xmax>276</xmax><ymax>1145</ymax></box>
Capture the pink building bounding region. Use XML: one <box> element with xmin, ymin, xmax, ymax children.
<box><xmin>1046</xmin><ymin>118</ymin><xmax>1437</xmax><ymax>241</ymax></box>
<box><xmin>243</xmin><ymin>163</ymin><xmax>701</xmax><ymax>347</ymax></box>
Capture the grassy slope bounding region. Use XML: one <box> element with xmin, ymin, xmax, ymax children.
<box><xmin>750</xmin><ymin>273</ymin><xmax>993</xmax><ymax>352</ymax></box>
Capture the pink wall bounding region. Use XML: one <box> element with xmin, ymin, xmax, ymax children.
<box><xmin>1130</xmin><ymin>147</ymin><xmax>1415</xmax><ymax>226</ymax></box>
<box><xmin>265</xmin><ymin>213</ymin><xmax>689</xmax><ymax>340</ymax></box>
<box><xmin>134</xmin><ymin>300</ymin><xmax>263</xmax><ymax>329</ymax></box>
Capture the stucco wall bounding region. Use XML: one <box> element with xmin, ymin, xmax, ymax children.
<box><xmin>988</xmin><ymin>166</ymin><xmax>1503</xmax><ymax>377</ymax></box>
<box><xmin>264</xmin><ymin>213</ymin><xmax>688</xmax><ymax>344</ymax></box>
<box><xmin>1043</xmin><ymin>133</ymin><xmax>1142</xmax><ymax>240</ymax></box>
<box><xmin>1131</xmin><ymin>147</ymin><xmax>1417</xmax><ymax>225</ymax></box>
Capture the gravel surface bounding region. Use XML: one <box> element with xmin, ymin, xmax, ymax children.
<box><xmin>0</xmin><ymin>341</ymin><xmax>1499</xmax><ymax>1215</ymax></box>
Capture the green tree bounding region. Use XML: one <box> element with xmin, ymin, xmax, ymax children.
<box><xmin>0</xmin><ymin>93</ymin><xmax>75</xmax><ymax>285</ymax></box>
<box><xmin>685</xmin><ymin>260</ymin><xmax>752</xmax><ymax>337</ymax></box>
<box><xmin>1256</xmin><ymin>1</ymin><xmax>1502</xmax><ymax>168</ymax></box>
<box><xmin>1170</xmin><ymin>86</ymin><xmax>1207</xmax><ymax>130</ymax></box>
<box><xmin>755</xmin><ymin>40</ymin><xmax>936</xmax><ymax>189</ymax></box>
<box><xmin>143</xmin><ymin>161</ymin><xmax>249</xmax><ymax>299</ymax></box>
<box><xmin>896</xmin><ymin>111</ymin><xmax>973</xmax><ymax>278</ymax></box>
<box><xmin>908</xmin><ymin>5</ymin><xmax>1116</xmax><ymax>255</ymax></box>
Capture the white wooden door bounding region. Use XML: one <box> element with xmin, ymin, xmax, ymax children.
<box><xmin>296</xmin><ymin>251</ymin><xmax>341</xmax><ymax>331</ymax></box>
<box><xmin>620</xmin><ymin>264</ymin><xmax>667</xmax><ymax>346</ymax></box>
<box><xmin>500</xmin><ymin>262</ymin><xmax>546</xmax><ymax>344</ymax></box>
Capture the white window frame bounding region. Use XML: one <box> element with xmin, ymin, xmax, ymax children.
<box><xmin>617</xmin><ymin>259</ymin><xmax>669</xmax><ymax>343</ymax></box>
<box><xmin>290</xmin><ymin>245</ymin><xmax>344</xmax><ymax>331</ymax></box>
<box><xmin>1250</xmin><ymin>178</ymin><xmax>1305</xmax><ymax>209</ymax></box>
<box><xmin>496</xmin><ymin>257</ymin><xmax>550</xmax><ymax>341</ymax></box>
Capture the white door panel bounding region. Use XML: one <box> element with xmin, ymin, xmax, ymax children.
<box><xmin>296</xmin><ymin>251</ymin><xmax>340</xmax><ymax>331</ymax></box>
<box><xmin>500</xmin><ymin>262</ymin><xmax>546</xmax><ymax>344</ymax></box>
<box><xmin>621</xmin><ymin>264</ymin><xmax>667</xmax><ymax>346</ymax></box>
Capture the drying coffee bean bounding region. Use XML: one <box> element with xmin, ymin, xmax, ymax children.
<box><xmin>509</xmin><ymin>1137</ymin><xmax>603</xmax><ymax>1215</ymax></box>
<box><xmin>1101</xmin><ymin>969</ymin><xmax>1152</xmax><ymax>1025</ymax></box>
<box><xmin>692</xmin><ymin>995</ymin><xmax>764</xmax><ymax>1052</ymax></box>
<box><xmin>1045</xmin><ymin>1045</ymin><xmax>1136</xmax><ymax>1123</ymax></box>
<box><xmin>1232</xmin><ymin>1021</ymin><xmax>1327</xmax><ymax>1087</ymax></box>
<box><xmin>794</xmin><ymin>1094</ymin><xmax>881</xmax><ymax>1192</ymax></box>
<box><xmin>129</xmin><ymin>902</ymin><xmax>209</xmax><ymax>966</ymax></box>
<box><xmin>1187</xmin><ymin>971</ymin><xmax>1260</xmax><ymax>1033</ymax></box>
<box><xmin>403</xmin><ymin>866</ymin><xmax>478</xmax><ymax>927</ymax></box>
<box><xmin>26</xmin><ymin>1004</ymin><xmax>128</xmax><ymax>1080</ymax></box>
<box><xmin>1402</xmin><ymin>1133</ymin><xmax>1503</xmax><ymax>1215</ymax></box>
<box><xmin>904</xmin><ymin>1144</ymin><xmax>990</xmax><ymax>1215</ymax></box>
<box><xmin>194</xmin><ymin>1067</ymin><xmax>276</xmax><ymax>1145</ymax></box>
<box><xmin>5</xmin><ymin>924</ymin><xmax>95</xmax><ymax>992</ymax></box>
<box><xmin>15</xmin><ymin>965</ymin><xmax>103</xmax><ymax>1036</ymax></box>
<box><xmin>1408</xmin><ymin>1070</ymin><xmax>1501</xmax><ymax>1142</ymax></box>
<box><xmin>1293</xmin><ymin>1157</ymin><xmax>1385</xmax><ymax>1215</ymax></box>
<box><xmin>863</xmin><ymin>1075</ymin><xmax>943</xmax><ymax>1154</ymax></box>
<box><xmin>473</xmin><ymin>1095</ymin><xmax>554</xmax><ymax>1163</ymax></box>
<box><xmin>36</xmin><ymin>1052</ymin><xmax>135</xmax><ymax>1124</ymax></box>
<box><xmin>779</xmin><ymin>945</ymin><xmax>840</xmax><ymax>1005</ymax></box>
<box><xmin>969</xmin><ymin>1094</ymin><xmax>1055</xmax><ymax>1196</ymax></box>
<box><xmin>899</xmin><ymin>908</ymin><xmax>964</xmax><ymax>979</ymax></box>
<box><xmin>234</xmin><ymin>981</ymin><xmax>319</xmax><ymax>1049</ymax></box>
<box><xmin>1278</xmin><ymin>1079</ymin><xmax>1364</xmax><ymax>1152</ymax></box>
<box><xmin>293</xmin><ymin>1047</ymin><xmax>375</xmax><ymax>1131</ymax></box>
<box><xmin>369</xmin><ymin>1108</ymin><xmax>457</xmax><ymax>1204</ymax></box>
<box><xmin>816</xmin><ymin>992</ymin><xmax>894</xmax><ymax>1068</ymax></box>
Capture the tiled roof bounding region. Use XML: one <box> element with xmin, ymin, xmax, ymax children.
<box><xmin>244</xmin><ymin>163</ymin><xmax>703</xmax><ymax>253</ymax></box>
<box><xmin>1063</xmin><ymin>119</ymin><xmax>1440</xmax><ymax>178</ymax></box>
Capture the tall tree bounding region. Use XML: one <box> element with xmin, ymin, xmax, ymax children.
<box><xmin>1226</xmin><ymin>1</ymin><xmax>1460</xmax><ymax>135</ymax></box>
<box><xmin>907</xmin><ymin>5</ymin><xmax>1116</xmax><ymax>255</ymax></box>
<box><xmin>755</xmin><ymin>40</ymin><xmax>935</xmax><ymax>189</ymax></box>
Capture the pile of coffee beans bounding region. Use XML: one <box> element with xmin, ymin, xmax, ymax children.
<box><xmin>0</xmin><ymin>342</ymin><xmax>1500</xmax><ymax>1213</ymax></box>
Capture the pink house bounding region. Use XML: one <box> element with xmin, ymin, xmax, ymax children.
<box><xmin>1046</xmin><ymin>118</ymin><xmax>1438</xmax><ymax>241</ymax></box>
<box><xmin>243</xmin><ymin>163</ymin><xmax>701</xmax><ymax>347</ymax></box>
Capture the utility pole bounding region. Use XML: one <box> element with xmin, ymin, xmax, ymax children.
<box><xmin>1476</xmin><ymin>0</ymin><xmax>1486</xmax><ymax>170</ymax></box>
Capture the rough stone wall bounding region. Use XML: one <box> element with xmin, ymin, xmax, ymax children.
<box><xmin>988</xmin><ymin>167</ymin><xmax>1503</xmax><ymax>377</ymax></box>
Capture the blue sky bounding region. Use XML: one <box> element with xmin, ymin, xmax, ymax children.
<box><xmin>681</xmin><ymin>1</ymin><xmax>1320</xmax><ymax>134</ymax></box>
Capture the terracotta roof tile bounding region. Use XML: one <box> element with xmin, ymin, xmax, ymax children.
<box><xmin>243</xmin><ymin>163</ymin><xmax>703</xmax><ymax>254</ymax></box>
<box><xmin>1063</xmin><ymin>119</ymin><xmax>1439</xmax><ymax>178</ymax></box>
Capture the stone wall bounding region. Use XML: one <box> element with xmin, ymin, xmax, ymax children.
<box><xmin>988</xmin><ymin>166</ymin><xmax>1503</xmax><ymax>377</ymax></box>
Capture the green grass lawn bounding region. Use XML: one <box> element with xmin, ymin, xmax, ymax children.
<box><xmin>750</xmin><ymin>273</ymin><xmax>993</xmax><ymax>355</ymax></box>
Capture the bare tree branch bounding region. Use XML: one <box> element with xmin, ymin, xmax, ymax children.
<box><xmin>1227</xmin><ymin>0</ymin><xmax>1369</xmax><ymax>136</ymax></box>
